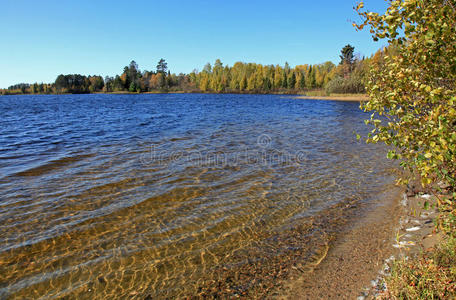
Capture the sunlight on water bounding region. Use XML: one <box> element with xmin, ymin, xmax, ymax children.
<box><xmin>0</xmin><ymin>94</ymin><xmax>396</xmax><ymax>298</ymax></box>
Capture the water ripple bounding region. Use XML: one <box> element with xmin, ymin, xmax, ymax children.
<box><xmin>0</xmin><ymin>94</ymin><xmax>396</xmax><ymax>298</ymax></box>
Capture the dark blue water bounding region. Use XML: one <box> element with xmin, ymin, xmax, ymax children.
<box><xmin>0</xmin><ymin>94</ymin><xmax>396</xmax><ymax>298</ymax></box>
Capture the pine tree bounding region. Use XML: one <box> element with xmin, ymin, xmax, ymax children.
<box><xmin>287</xmin><ymin>72</ymin><xmax>296</xmax><ymax>89</ymax></box>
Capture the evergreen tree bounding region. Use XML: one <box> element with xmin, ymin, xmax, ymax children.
<box><xmin>156</xmin><ymin>58</ymin><xmax>168</xmax><ymax>74</ymax></box>
<box><xmin>287</xmin><ymin>72</ymin><xmax>296</xmax><ymax>89</ymax></box>
<box><xmin>339</xmin><ymin>44</ymin><xmax>355</xmax><ymax>65</ymax></box>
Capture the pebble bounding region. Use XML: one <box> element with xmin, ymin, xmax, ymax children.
<box><xmin>385</xmin><ymin>256</ymin><xmax>395</xmax><ymax>264</ymax></box>
<box><xmin>438</xmin><ymin>181</ymin><xmax>450</xmax><ymax>189</ymax></box>
<box><xmin>401</xmin><ymin>194</ymin><xmax>408</xmax><ymax>206</ymax></box>
<box><xmin>406</xmin><ymin>226</ymin><xmax>421</xmax><ymax>232</ymax></box>
<box><xmin>393</xmin><ymin>241</ymin><xmax>415</xmax><ymax>248</ymax></box>
<box><xmin>420</xmin><ymin>194</ymin><xmax>432</xmax><ymax>199</ymax></box>
<box><xmin>98</xmin><ymin>276</ymin><xmax>106</xmax><ymax>284</ymax></box>
<box><xmin>399</xmin><ymin>218</ymin><xmax>409</xmax><ymax>226</ymax></box>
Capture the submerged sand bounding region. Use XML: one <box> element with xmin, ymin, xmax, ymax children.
<box><xmin>274</xmin><ymin>187</ymin><xmax>442</xmax><ymax>299</ymax></box>
<box><xmin>274</xmin><ymin>186</ymin><xmax>403</xmax><ymax>299</ymax></box>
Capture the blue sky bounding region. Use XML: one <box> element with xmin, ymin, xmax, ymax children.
<box><xmin>0</xmin><ymin>0</ymin><xmax>388</xmax><ymax>88</ymax></box>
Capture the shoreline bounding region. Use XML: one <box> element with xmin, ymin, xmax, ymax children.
<box><xmin>370</xmin><ymin>191</ymin><xmax>442</xmax><ymax>298</ymax></box>
<box><xmin>275</xmin><ymin>185</ymin><xmax>404</xmax><ymax>299</ymax></box>
<box><xmin>293</xmin><ymin>95</ymin><xmax>369</xmax><ymax>102</ymax></box>
<box><xmin>0</xmin><ymin>91</ymin><xmax>304</xmax><ymax>96</ymax></box>
<box><xmin>275</xmin><ymin>187</ymin><xmax>442</xmax><ymax>299</ymax></box>
<box><xmin>0</xmin><ymin>91</ymin><xmax>368</xmax><ymax>101</ymax></box>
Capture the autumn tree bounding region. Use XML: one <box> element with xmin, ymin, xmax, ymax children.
<box><xmin>355</xmin><ymin>1</ymin><xmax>456</xmax><ymax>195</ymax></box>
<box><xmin>4</xmin><ymin>57</ymin><xmax>347</xmax><ymax>95</ymax></box>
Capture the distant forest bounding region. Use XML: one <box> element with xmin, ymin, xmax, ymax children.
<box><xmin>1</xmin><ymin>45</ymin><xmax>381</xmax><ymax>96</ymax></box>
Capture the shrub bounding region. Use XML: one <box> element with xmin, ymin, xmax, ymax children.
<box><xmin>355</xmin><ymin>0</ymin><xmax>456</xmax><ymax>193</ymax></box>
<box><xmin>382</xmin><ymin>238</ymin><xmax>456</xmax><ymax>299</ymax></box>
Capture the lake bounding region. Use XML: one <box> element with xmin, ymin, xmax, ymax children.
<box><xmin>0</xmin><ymin>94</ymin><xmax>397</xmax><ymax>298</ymax></box>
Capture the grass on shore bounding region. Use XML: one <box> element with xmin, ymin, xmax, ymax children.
<box><xmin>294</xmin><ymin>94</ymin><xmax>368</xmax><ymax>101</ymax></box>
<box><xmin>292</xmin><ymin>89</ymin><xmax>368</xmax><ymax>101</ymax></box>
<box><xmin>381</xmin><ymin>206</ymin><xmax>456</xmax><ymax>299</ymax></box>
<box><xmin>381</xmin><ymin>237</ymin><xmax>456</xmax><ymax>299</ymax></box>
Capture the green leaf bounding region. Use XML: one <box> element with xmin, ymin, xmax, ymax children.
<box><xmin>423</xmin><ymin>201</ymin><xmax>429</xmax><ymax>210</ymax></box>
<box><xmin>387</xmin><ymin>150</ymin><xmax>394</xmax><ymax>159</ymax></box>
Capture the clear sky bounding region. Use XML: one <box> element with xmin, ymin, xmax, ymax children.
<box><xmin>0</xmin><ymin>0</ymin><xmax>388</xmax><ymax>88</ymax></box>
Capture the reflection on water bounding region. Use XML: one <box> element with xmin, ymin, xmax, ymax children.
<box><xmin>0</xmin><ymin>94</ymin><xmax>395</xmax><ymax>298</ymax></box>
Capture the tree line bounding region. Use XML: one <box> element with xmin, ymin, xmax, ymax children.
<box><xmin>1</xmin><ymin>46</ymin><xmax>370</xmax><ymax>95</ymax></box>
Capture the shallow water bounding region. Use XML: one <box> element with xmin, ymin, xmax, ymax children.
<box><xmin>0</xmin><ymin>94</ymin><xmax>396</xmax><ymax>298</ymax></box>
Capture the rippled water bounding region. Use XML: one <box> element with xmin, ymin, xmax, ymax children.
<box><xmin>0</xmin><ymin>94</ymin><xmax>396</xmax><ymax>298</ymax></box>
